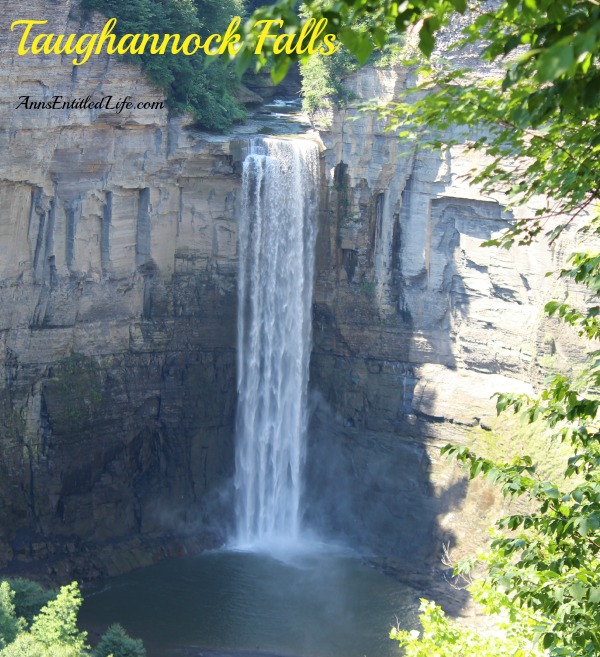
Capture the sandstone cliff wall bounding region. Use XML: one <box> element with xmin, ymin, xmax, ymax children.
<box><xmin>0</xmin><ymin>0</ymin><xmax>240</xmax><ymax>579</ymax></box>
<box><xmin>0</xmin><ymin>2</ymin><xmax>585</xmax><ymax>583</ymax></box>
<box><xmin>305</xmin><ymin>66</ymin><xmax>584</xmax><ymax>567</ymax></box>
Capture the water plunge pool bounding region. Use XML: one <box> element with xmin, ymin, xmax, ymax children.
<box><xmin>80</xmin><ymin>546</ymin><xmax>420</xmax><ymax>657</ymax></box>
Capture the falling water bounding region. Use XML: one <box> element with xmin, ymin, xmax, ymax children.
<box><xmin>234</xmin><ymin>137</ymin><xmax>319</xmax><ymax>548</ymax></box>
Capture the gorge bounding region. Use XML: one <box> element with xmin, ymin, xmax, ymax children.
<box><xmin>77</xmin><ymin>136</ymin><xmax>422</xmax><ymax>657</ymax></box>
<box><xmin>0</xmin><ymin>0</ymin><xmax>580</xmax><ymax>602</ymax></box>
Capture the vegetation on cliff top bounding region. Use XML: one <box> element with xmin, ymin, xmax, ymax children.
<box><xmin>298</xmin><ymin>7</ymin><xmax>406</xmax><ymax>117</ymax></box>
<box><xmin>81</xmin><ymin>0</ymin><xmax>246</xmax><ymax>130</ymax></box>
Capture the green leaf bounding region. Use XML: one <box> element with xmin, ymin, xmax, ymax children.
<box><xmin>449</xmin><ymin>0</ymin><xmax>466</xmax><ymax>11</ymax></box>
<box><xmin>418</xmin><ymin>19</ymin><xmax>435</xmax><ymax>57</ymax></box>
<box><xmin>569</xmin><ymin>581</ymin><xmax>585</xmax><ymax>601</ymax></box>
<box><xmin>372</xmin><ymin>27</ymin><xmax>387</xmax><ymax>49</ymax></box>
<box><xmin>234</xmin><ymin>46</ymin><xmax>255</xmax><ymax>77</ymax></box>
<box><xmin>354</xmin><ymin>34</ymin><xmax>374</xmax><ymax>65</ymax></box>
<box><xmin>270</xmin><ymin>56</ymin><xmax>291</xmax><ymax>84</ymax></box>
<box><xmin>538</xmin><ymin>43</ymin><xmax>575</xmax><ymax>82</ymax></box>
<box><xmin>339</xmin><ymin>28</ymin><xmax>358</xmax><ymax>52</ymax></box>
<box><xmin>543</xmin><ymin>485</ymin><xmax>560</xmax><ymax>499</ymax></box>
<box><xmin>545</xmin><ymin>300</ymin><xmax>561</xmax><ymax>315</ymax></box>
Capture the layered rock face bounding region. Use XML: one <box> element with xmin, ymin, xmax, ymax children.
<box><xmin>305</xmin><ymin>66</ymin><xmax>582</xmax><ymax>566</ymax></box>
<box><xmin>0</xmin><ymin>1</ymin><xmax>240</xmax><ymax>578</ymax></box>
<box><xmin>0</xmin><ymin>1</ymin><xmax>583</xmax><ymax>583</ymax></box>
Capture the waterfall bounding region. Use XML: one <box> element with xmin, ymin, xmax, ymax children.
<box><xmin>233</xmin><ymin>137</ymin><xmax>319</xmax><ymax>548</ymax></box>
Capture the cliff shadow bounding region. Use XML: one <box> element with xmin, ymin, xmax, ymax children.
<box><xmin>306</xmin><ymin>153</ymin><xmax>515</xmax><ymax>615</ymax></box>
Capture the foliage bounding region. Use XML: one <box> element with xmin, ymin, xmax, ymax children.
<box><xmin>468</xmin><ymin>412</ymin><xmax>572</xmax><ymax>490</ymax></box>
<box><xmin>299</xmin><ymin>47</ymin><xmax>357</xmax><ymax>114</ymax></box>
<box><xmin>92</xmin><ymin>624</ymin><xmax>146</xmax><ymax>657</ymax></box>
<box><xmin>239</xmin><ymin>0</ymin><xmax>599</xmax><ymax>81</ymax></box>
<box><xmin>0</xmin><ymin>582</ymin><xmax>88</xmax><ymax>657</ymax></box>
<box><xmin>28</xmin><ymin>583</ymin><xmax>88</xmax><ymax>653</ymax></box>
<box><xmin>392</xmin><ymin>269</ymin><xmax>600</xmax><ymax>650</ymax></box>
<box><xmin>300</xmin><ymin>28</ymin><xmax>406</xmax><ymax>115</ymax></box>
<box><xmin>0</xmin><ymin>584</ymin><xmax>24</xmax><ymax>649</ymax></box>
<box><xmin>233</xmin><ymin>0</ymin><xmax>459</xmax><ymax>75</ymax></box>
<box><xmin>239</xmin><ymin>0</ymin><xmax>599</xmax><ymax>239</ymax></box>
<box><xmin>376</xmin><ymin>75</ymin><xmax>598</xmax><ymax>248</ymax></box>
<box><xmin>391</xmin><ymin>595</ymin><xmax>545</xmax><ymax>657</ymax></box>
<box><xmin>440</xmin><ymin>288</ymin><xmax>600</xmax><ymax>655</ymax></box>
<box><xmin>298</xmin><ymin>0</ymin><xmax>407</xmax><ymax>114</ymax></box>
<box><xmin>357</xmin><ymin>0</ymin><xmax>597</xmax><ymax>248</ymax></box>
<box><xmin>81</xmin><ymin>0</ymin><xmax>246</xmax><ymax>130</ymax></box>
<box><xmin>0</xmin><ymin>633</ymin><xmax>83</xmax><ymax>657</ymax></box>
<box><xmin>0</xmin><ymin>580</ymin><xmax>146</xmax><ymax>657</ymax></box>
<box><xmin>4</xmin><ymin>579</ymin><xmax>57</xmax><ymax>625</ymax></box>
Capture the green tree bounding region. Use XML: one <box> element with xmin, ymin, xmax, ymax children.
<box><xmin>0</xmin><ymin>633</ymin><xmax>83</xmax><ymax>657</ymax></box>
<box><xmin>299</xmin><ymin>48</ymin><xmax>356</xmax><ymax>114</ymax></box>
<box><xmin>28</xmin><ymin>583</ymin><xmax>88</xmax><ymax>653</ymax></box>
<box><xmin>0</xmin><ymin>582</ymin><xmax>92</xmax><ymax>657</ymax></box>
<box><xmin>0</xmin><ymin>583</ymin><xmax>24</xmax><ymax>649</ymax></box>
<box><xmin>0</xmin><ymin>581</ymin><xmax>148</xmax><ymax>657</ymax></box>
<box><xmin>5</xmin><ymin>579</ymin><xmax>56</xmax><ymax>625</ymax></box>
<box><xmin>92</xmin><ymin>623</ymin><xmax>146</xmax><ymax>657</ymax></box>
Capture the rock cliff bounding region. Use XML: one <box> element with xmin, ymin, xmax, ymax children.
<box><xmin>0</xmin><ymin>0</ymin><xmax>240</xmax><ymax>579</ymax></box>
<box><xmin>0</xmin><ymin>2</ymin><xmax>584</xmax><ymax>583</ymax></box>
<box><xmin>305</xmin><ymin>66</ymin><xmax>584</xmax><ymax>568</ymax></box>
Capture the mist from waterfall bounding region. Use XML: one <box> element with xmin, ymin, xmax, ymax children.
<box><xmin>233</xmin><ymin>137</ymin><xmax>319</xmax><ymax>549</ymax></box>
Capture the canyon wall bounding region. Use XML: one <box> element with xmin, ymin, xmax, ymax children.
<box><xmin>0</xmin><ymin>1</ymin><xmax>240</xmax><ymax>579</ymax></box>
<box><xmin>305</xmin><ymin>66</ymin><xmax>584</xmax><ymax>569</ymax></box>
<box><xmin>0</xmin><ymin>2</ymin><xmax>584</xmax><ymax>582</ymax></box>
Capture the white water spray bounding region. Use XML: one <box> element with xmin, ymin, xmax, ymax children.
<box><xmin>233</xmin><ymin>137</ymin><xmax>319</xmax><ymax>548</ymax></box>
